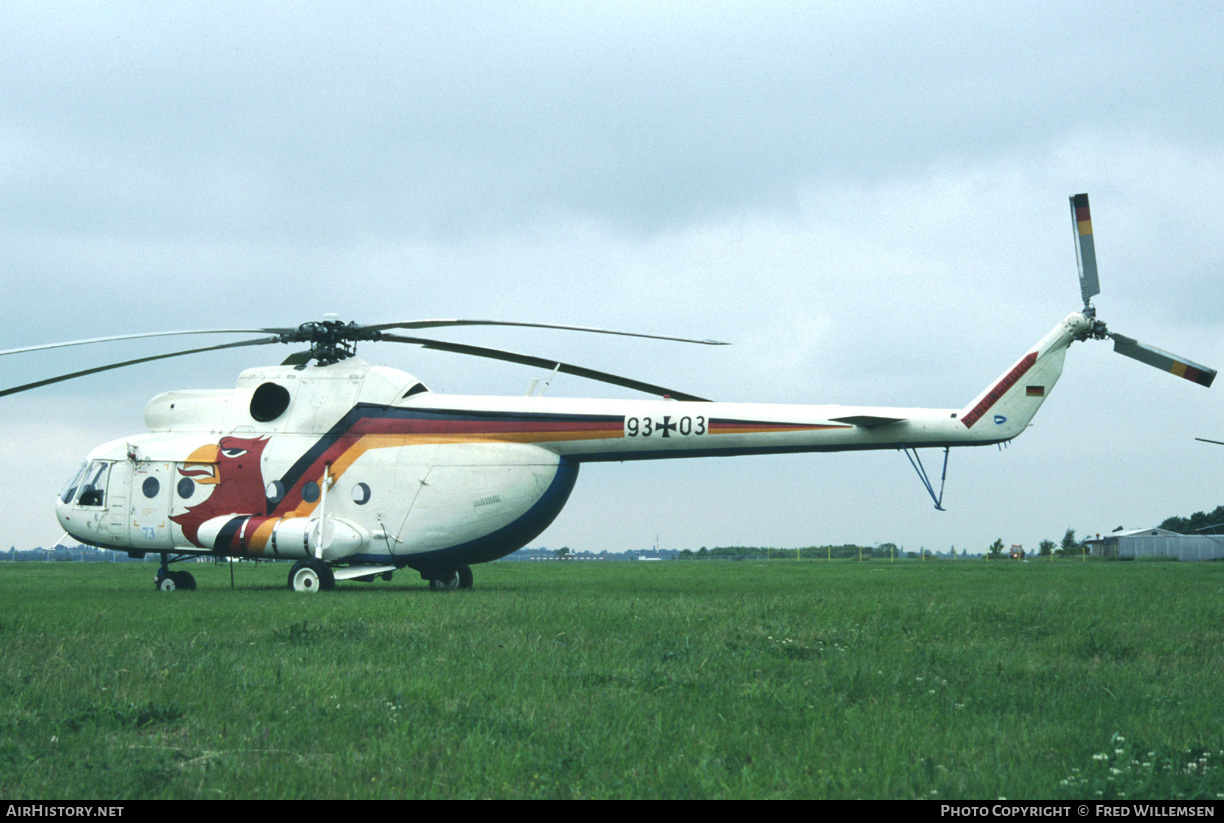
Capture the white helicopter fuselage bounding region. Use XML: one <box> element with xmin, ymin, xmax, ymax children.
<box><xmin>53</xmin><ymin>312</ymin><xmax>1088</xmax><ymax>576</ymax></box>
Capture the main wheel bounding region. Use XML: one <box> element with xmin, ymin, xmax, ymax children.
<box><xmin>429</xmin><ymin>570</ymin><xmax>461</xmax><ymax>591</ymax></box>
<box><xmin>156</xmin><ymin>573</ymin><xmax>177</xmax><ymax>592</ymax></box>
<box><xmin>428</xmin><ymin>565</ymin><xmax>473</xmax><ymax>591</ymax></box>
<box><xmin>289</xmin><ymin>559</ymin><xmax>335</xmax><ymax>593</ymax></box>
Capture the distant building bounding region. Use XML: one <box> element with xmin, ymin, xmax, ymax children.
<box><xmin>1084</xmin><ymin>528</ymin><xmax>1224</xmax><ymax>561</ymax></box>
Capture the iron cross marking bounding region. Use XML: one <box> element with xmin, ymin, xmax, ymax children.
<box><xmin>657</xmin><ymin>416</ymin><xmax>677</xmax><ymax>438</ymax></box>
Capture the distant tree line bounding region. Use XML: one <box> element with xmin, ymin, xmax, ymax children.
<box><xmin>679</xmin><ymin>544</ymin><xmax>903</xmax><ymax>560</ymax></box>
<box><xmin>1159</xmin><ymin>504</ymin><xmax>1224</xmax><ymax>535</ymax></box>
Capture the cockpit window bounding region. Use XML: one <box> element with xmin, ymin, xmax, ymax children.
<box><xmin>59</xmin><ymin>463</ymin><xmax>87</xmax><ymax>504</ymax></box>
<box><xmin>75</xmin><ymin>461</ymin><xmax>111</xmax><ymax>507</ymax></box>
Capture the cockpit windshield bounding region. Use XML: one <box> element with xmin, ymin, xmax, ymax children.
<box><xmin>73</xmin><ymin>461</ymin><xmax>111</xmax><ymax>507</ymax></box>
<box><xmin>59</xmin><ymin>463</ymin><xmax>87</xmax><ymax>504</ymax></box>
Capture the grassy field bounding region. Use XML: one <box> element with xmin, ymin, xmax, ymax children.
<box><xmin>2</xmin><ymin>558</ymin><xmax>1223</xmax><ymax>800</ymax></box>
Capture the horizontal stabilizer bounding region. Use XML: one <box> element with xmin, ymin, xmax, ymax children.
<box><xmin>830</xmin><ymin>415</ymin><xmax>906</xmax><ymax>429</ymax></box>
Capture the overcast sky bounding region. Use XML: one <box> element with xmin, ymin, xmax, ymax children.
<box><xmin>2</xmin><ymin>1</ymin><xmax>1221</xmax><ymax>555</ymax></box>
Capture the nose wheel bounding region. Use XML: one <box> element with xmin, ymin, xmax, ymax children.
<box><xmin>155</xmin><ymin>570</ymin><xmax>196</xmax><ymax>591</ymax></box>
<box><xmin>154</xmin><ymin>553</ymin><xmax>197</xmax><ymax>591</ymax></box>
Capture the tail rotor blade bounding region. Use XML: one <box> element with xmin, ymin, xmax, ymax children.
<box><xmin>1110</xmin><ymin>332</ymin><xmax>1216</xmax><ymax>388</ymax></box>
<box><xmin>1070</xmin><ymin>193</ymin><xmax>1100</xmax><ymax>306</ymax></box>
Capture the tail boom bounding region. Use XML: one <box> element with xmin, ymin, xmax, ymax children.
<box><xmin>393</xmin><ymin>315</ymin><xmax>1091</xmax><ymax>463</ymax></box>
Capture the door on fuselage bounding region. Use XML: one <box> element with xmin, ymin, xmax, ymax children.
<box><xmin>130</xmin><ymin>461</ymin><xmax>175</xmax><ymax>550</ymax></box>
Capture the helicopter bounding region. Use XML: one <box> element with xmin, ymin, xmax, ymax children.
<box><xmin>3</xmin><ymin>194</ymin><xmax>1215</xmax><ymax>593</ymax></box>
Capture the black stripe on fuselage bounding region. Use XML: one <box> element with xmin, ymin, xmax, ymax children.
<box><xmin>269</xmin><ymin>403</ymin><xmax>621</xmax><ymax>515</ymax></box>
<box><xmin>213</xmin><ymin>515</ymin><xmax>247</xmax><ymax>555</ymax></box>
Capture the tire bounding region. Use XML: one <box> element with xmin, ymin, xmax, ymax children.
<box><xmin>289</xmin><ymin>559</ymin><xmax>335</xmax><ymax>593</ymax></box>
<box><xmin>156</xmin><ymin>570</ymin><xmax>197</xmax><ymax>591</ymax></box>
<box><xmin>428</xmin><ymin>570</ymin><xmax>461</xmax><ymax>591</ymax></box>
<box><xmin>457</xmin><ymin>564</ymin><xmax>473</xmax><ymax>589</ymax></box>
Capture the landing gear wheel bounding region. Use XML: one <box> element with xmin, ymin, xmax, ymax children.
<box><xmin>429</xmin><ymin>570</ymin><xmax>460</xmax><ymax>591</ymax></box>
<box><xmin>155</xmin><ymin>570</ymin><xmax>196</xmax><ymax>591</ymax></box>
<box><xmin>289</xmin><ymin>559</ymin><xmax>335</xmax><ymax>593</ymax></box>
<box><xmin>428</xmin><ymin>565</ymin><xmax>473</xmax><ymax>591</ymax></box>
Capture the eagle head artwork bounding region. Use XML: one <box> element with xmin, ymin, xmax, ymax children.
<box><xmin>171</xmin><ymin>435</ymin><xmax>271</xmax><ymax>547</ymax></box>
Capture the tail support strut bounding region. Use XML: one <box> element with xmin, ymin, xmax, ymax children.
<box><xmin>902</xmin><ymin>446</ymin><xmax>950</xmax><ymax>511</ymax></box>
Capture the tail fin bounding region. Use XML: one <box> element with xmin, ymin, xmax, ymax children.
<box><xmin>958</xmin><ymin>313</ymin><xmax>1088</xmax><ymax>440</ymax></box>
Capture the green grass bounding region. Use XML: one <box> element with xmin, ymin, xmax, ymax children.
<box><xmin>2</xmin><ymin>559</ymin><xmax>1223</xmax><ymax>799</ymax></box>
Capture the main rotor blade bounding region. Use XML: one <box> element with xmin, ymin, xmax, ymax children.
<box><xmin>366</xmin><ymin>319</ymin><xmax>729</xmax><ymax>347</ymax></box>
<box><xmin>0</xmin><ymin>320</ymin><xmax>728</xmax><ymax>361</ymax></box>
<box><xmin>1070</xmin><ymin>193</ymin><xmax>1101</xmax><ymax>305</ymax></box>
<box><xmin>1110</xmin><ymin>332</ymin><xmax>1216</xmax><ymax>388</ymax></box>
<box><xmin>0</xmin><ymin>337</ymin><xmax>283</xmax><ymax>398</ymax></box>
<box><xmin>379</xmin><ymin>334</ymin><xmax>713</xmax><ymax>401</ymax></box>
<box><xmin>0</xmin><ymin>328</ymin><xmax>294</xmax><ymax>358</ymax></box>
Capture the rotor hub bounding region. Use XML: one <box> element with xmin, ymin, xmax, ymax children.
<box><xmin>280</xmin><ymin>319</ymin><xmax>383</xmax><ymax>366</ymax></box>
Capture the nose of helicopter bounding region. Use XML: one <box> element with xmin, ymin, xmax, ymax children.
<box><xmin>54</xmin><ymin>487</ymin><xmax>87</xmax><ymax>543</ymax></box>
<box><xmin>54</xmin><ymin>463</ymin><xmax>85</xmax><ymax>537</ymax></box>
<box><xmin>54</xmin><ymin>495</ymin><xmax>70</xmax><ymax>531</ymax></box>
